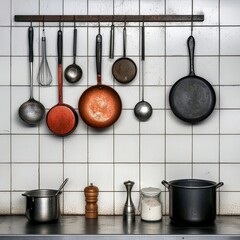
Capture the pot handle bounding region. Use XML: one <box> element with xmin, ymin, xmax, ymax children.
<box><xmin>215</xmin><ymin>182</ymin><xmax>224</xmax><ymax>189</ymax></box>
<box><xmin>162</xmin><ymin>180</ymin><xmax>170</xmax><ymax>189</ymax></box>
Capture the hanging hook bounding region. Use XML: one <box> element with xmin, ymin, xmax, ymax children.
<box><xmin>30</xmin><ymin>16</ymin><xmax>32</xmax><ymax>27</ymax></box>
<box><xmin>191</xmin><ymin>0</ymin><xmax>193</xmax><ymax>36</ymax></box>
<box><xmin>124</xmin><ymin>15</ymin><xmax>126</xmax><ymax>29</ymax></box>
<box><xmin>59</xmin><ymin>15</ymin><xmax>61</xmax><ymax>30</ymax></box>
<box><xmin>74</xmin><ymin>15</ymin><xmax>76</xmax><ymax>29</ymax></box>
<box><xmin>98</xmin><ymin>17</ymin><xmax>100</xmax><ymax>34</ymax></box>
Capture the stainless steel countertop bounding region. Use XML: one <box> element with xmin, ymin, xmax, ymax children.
<box><xmin>1</xmin><ymin>215</ymin><xmax>240</xmax><ymax>239</ymax></box>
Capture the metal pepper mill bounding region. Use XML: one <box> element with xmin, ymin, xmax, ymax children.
<box><xmin>123</xmin><ymin>180</ymin><xmax>135</xmax><ymax>222</ymax></box>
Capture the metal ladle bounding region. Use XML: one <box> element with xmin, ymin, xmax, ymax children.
<box><xmin>55</xmin><ymin>178</ymin><xmax>69</xmax><ymax>196</ymax></box>
<box><xmin>18</xmin><ymin>26</ymin><xmax>45</xmax><ymax>125</ymax></box>
<box><xmin>134</xmin><ymin>22</ymin><xmax>152</xmax><ymax>121</ymax></box>
<box><xmin>64</xmin><ymin>20</ymin><xmax>82</xmax><ymax>83</ymax></box>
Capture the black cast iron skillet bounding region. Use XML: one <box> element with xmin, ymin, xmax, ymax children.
<box><xmin>169</xmin><ymin>36</ymin><xmax>216</xmax><ymax>123</ymax></box>
<box><xmin>112</xmin><ymin>25</ymin><xmax>137</xmax><ymax>84</ymax></box>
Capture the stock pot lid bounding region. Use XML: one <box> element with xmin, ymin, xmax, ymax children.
<box><xmin>22</xmin><ymin>189</ymin><xmax>59</xmax><ymax>197</ymax></box>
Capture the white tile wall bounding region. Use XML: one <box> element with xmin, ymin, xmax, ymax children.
<box><xmin>1</xmin><ymin>0</ymin><xmax>240</xmax><ymax>216</ymax></box>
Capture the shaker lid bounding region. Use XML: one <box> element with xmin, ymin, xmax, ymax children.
<box><xmin>84</xmin><ymin>183</ymin><xmax>99</xmax><ymax>193</ymax></box>
<box><xmin>141</xmin><ymin>187</ymin><xmax>161</xmax><ymax>196</ymax></box>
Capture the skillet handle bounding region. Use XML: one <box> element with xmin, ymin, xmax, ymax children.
<box><xmin>162</xmin><ymin>180</ymin><xmax>170</xmax><ymax>189</ymax></box>
<box><xmin>109</xmin><ymin>23</ymin><xmax>114</xmax><ymax>59</ymax></box>
<box><xmin>96</xmin><ymin>33</ymin><xmax>102</xmax><ymax>85</ymax></box>
<box><xmin>187</xmin><ymin>35</ymin><xmax>195</xmax><ymax>76</ymax></box>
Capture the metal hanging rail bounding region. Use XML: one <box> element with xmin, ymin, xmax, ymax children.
<box><xmin>14</xmin><ymin>15</ymin><xmax>204</xmax><ymax>22</ymax></box>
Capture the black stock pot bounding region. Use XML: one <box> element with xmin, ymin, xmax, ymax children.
<box><xmin>162</xmin><ymin>179</ymin><xmax>223</xmax><ymax>225</ymax></box>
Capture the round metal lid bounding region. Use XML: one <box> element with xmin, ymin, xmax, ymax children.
<box><xmin>141</xmin><ymin>187</ymin><xmax>161</xmax><ymax>196</ymax></box>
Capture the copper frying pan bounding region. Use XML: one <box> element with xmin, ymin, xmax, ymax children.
<box><xmin>46</xmin><ymin>29</ymin><xmax>78</xmax><ymax>136</ymax></box>
<box><xmin>78</xmin><ymin>30</ymin><xmax>122</xmax><ymax>128</ymax></box>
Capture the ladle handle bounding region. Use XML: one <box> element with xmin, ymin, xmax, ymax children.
<box><xmin>96</xmin><ymin>33</ymin><xmax>102</xmax><ymax>85</ymax></box>
<box><xmin>73</xmin><ymin>28</ymin><xmax>77</xmax><ymax>63</ymax></box>
<box><xmin>141</xmin><ymin>23</ymin><xmax>145</xmax><ymax>101</ymax></box>
<box><xmin>56</xmin><ymin>178</ymin><xmax>69</xmax><ymax>196</ymax></box>
<box><xmin>28</xmin><ymin>26</ymin><xmax>33</xmax><ymax>63</ymax></box>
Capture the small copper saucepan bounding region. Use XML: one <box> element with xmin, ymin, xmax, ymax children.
<box><xmin>78</xmin><ymin>29</ymin><xmax>122</xmax><ymax>128</ymax></box>
<box><xmin>46</xmin><ymin>29</ymin><xmax>78</xmax><ymax>136</ymax></box>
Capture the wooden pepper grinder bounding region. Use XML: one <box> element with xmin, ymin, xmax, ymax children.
<box><xmin>84</xmin><ymin>183</ymin><xmax>99</xmax><ymax>218</ymax></box>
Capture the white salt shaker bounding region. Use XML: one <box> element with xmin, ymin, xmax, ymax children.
<box><xmin>139</xmin><ymin>187</ymin><xmax>162</xmax><ymax>222</ymax></box>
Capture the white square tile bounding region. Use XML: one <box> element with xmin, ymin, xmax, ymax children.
<box><xmin>12</xmin><ymin>27</ymin><xmax>39</xmax><ymax>56</ymax></box>
<box><xmin>0</xmin><ymin>136</ymin><xmax>10</xmax><ymax>163</ymax></box>
<box><xmin>12</xmin><ymin>164</ymin><xmax>38</xmax><ymax>190</ymax></box>
<box><xmin>220</xmin><ymin>192</ymin><xmax>240</xmax><ymax>215</ymax></box>
<box><xmin>114</xmin><ymin>110</ymin><xmax>139</xmax><ymax>134</ymax></box>
<box><xmin>166</xmin><ymin>164</ymin><xmax>192</xmax><ymax>181</ymax></box>
<box><xmin>63</xmin><ymin>0</ymin><xmax>87</xmax><ymax>15</ymax></box>
<box><xmin>89</xmin><ymin>0</ymin><xmax>113</xmax><ymax>15</ymax></box>
<box><xmin>145</xmin><ymin>27</ymin><xmax>165</xmax><ymax>56</ymax></box>
<box><xmin>166</xmin><ymin>27</ymin><xmax>190</xmax><ymax>56</ymax></box>
<box><xmin>193</xmin><ymin>110</ymin><xmax>219</xmax><ymax>134</ymax></box>
<box><xmin>220</xmin><ymin>135</ymin><xmax>240</xmax><ymax>163</ymax></box>
<box><xmin>140</xmin><ymin>164</ymin><xmax>165</xmax><ymax>189</ymax></box>
<box><xmin>194</xmin><ymin>0</ymin><xmax>219</xmax><ymax>26</ymax></box>
<box><xmin>0</xmin><ymin>58</ymin><xmax>10</xmax><ymax>85</ymax></box>
<box><xmin>64</xmin><ymin>135</ymin><xmax>87</xmax><ymax>162</ymax></box>
<box><xmin>166</xmin><ymin>135</ymin><xmax>192</xmax><ymax>163</ymax></box>
<box><xmin>220</xmin><ymin>164</ymin><xmax>240</xmax><ymax>191</ymax></box>
<box><xmin>221</xmin><ymin>86</ymin><xmax>240</xmax><ymax>109</ymax></box>
<box><xmin>220</xmin><ymin>110</ymin><xmax>240</xmax><ymax>134</ymax></box>
<box><xmin>40</xmin><ymin>135</ymin><xmax>63</xmax><ymax>162</ymax></box>
<box><xmin>221</xmin><ymin>27</ymin><xmax>240</xmax><ymax>55</ymax></box>
<box><xmin>39</xmin><ymin>86</ymin><xmax>58</xmax><ymax>109</ymax></box>
<box><xmin>0</xmin><ymin>0</ymin><xmax>10</xmax><ymax>26</ymax></box>
<box><xmin>11</xmin><ymin>57</ymin><xmax>39</xmax><ymax>85</ymax></box>
<box><xmin>194</xmin><ymin>57</ymin><xmax>219</xmax><ymax>86</ymax></box>
<box><xmin>193</xmin><ymin>135</ymin><xmax>219</xmax><ymax>163</ymax></box>
<box><xmin>220</xmin><ymin>57</ymin><xmax>240</xmax><ymax>85</ymax></box>
<box><xmin>12</xmin><ymin>0</ymin><xmax>39</xmax><ymax>26</ymax></box>
<box><xmin>0</xmin><ymin>27</ymin><xmax>10</xmax><ymax>55</ymax></box>
<box><xmin>144</xmin><ymin>86</ymin><xmax>164</xmax><ymax>109</ymax></box>
<box><xmin>193</xmin><ymin>27</ymin><xmax>219</xmax><ymax>55</ymax></box>
<box><xmin>40</xmin><ymin>0</ymin><xmax>63</xmax><ymax>15</ymax></box>
<box><xmin>193</xmin><ymin>164</ymin><xmax>219</xmax><ymax>181</ymax></box>
<box><xmin>64</xmin><ymin>192</ymin><xmax>85</xmax><ymax>214</ymax></box>
<box><xmin>144</xmin><ymin>57</ymin><xmax>165</xmax><ymax>86</ymax></box>
<box><xmin>12</xmin><ymin>192</ymin><xmax>25</xmax><ymax>214</ymax></box>
<box><xmin>115</xmin><ymin>164</ymin><xmax>139</xmax><ymax>191</ymax></box>
<box><xmin>140</xmin><ymin>0</ymin><xmax>165</xmax><ymax>15</ymax></box>
<box><xmin>12</xmin><ymin>135</ymin><xmax>38</xmax><ymax>162</ymax></box>
<box><xmin>89</xmin><ymin>135</ymin><xmax>113</xmax><ymax>163</ymax></box>
<box><xmin>220</xmin><ymin>0</ymin><xmax>240</xmax><ymax>25</ymax></box>
<box><xmin>166</xmin><ymin>110</ymin><xmax>192</xmax><ymax>134</ymax></box>
<box><xmin>140</xmin><ymin>135</ymin><xmax>165</xmax><ymax>163</ymax></box>
<box><xmin>140</xmin><ymin>110</ymin><xmax>165</xmax><ymax>134</ymax></box>
<box><xmin>0</xmin><ymin>192</ymin><xmax>10</xmax><ymax>214</ymax></box>
<box><xmin>40</xmin><ymin>164</ymin><xmax>63</xmax><ymax>189</ymax></box>
<box><xmin>0</xmin><ymin>164</ymin><xmax>10</xmax><ymax>190</ymax></box>
<box><xmin>0</xmin><ymin>87</ymin><xmax>10</xmax><ymax>133</ymax></box>
<box><xmin>114</xmin><ymin>86</ymin><xmax>139</xmax><ymax>109</ymax></box>
<box><xmin>166</xmin><ymin>0</ymin><xmax>191</xmax><ymax>15</ymax></box>
<box><xmin>64</xmin><ymin>164</ymin><xmax>87</xmax><ymax>191</ymax></box>
<box><xmin>114</xmin><ymin>0</ymin><xmax>139</xmax><ymax>15</ymax></box>
<box><xmin>89</xmin><ymin>164</ymin><xmax>113</xmax><ymax>191</ymax></box>
<box><xmin>98</xmin><ymin>192</ymin><xmax>114</xmax><ymax>215</ymax></box>
<box><xmin>115</xmin><ymin>135</ymin><xmax>139</xmax><ymax>163</ymax></box>
<box><xmin>114</xmin><ymin>191</ymin><xmax>139</xmax><ymax>215</ymax></box>
<box><xmin>63</xmin><ymin>86</ymin><xmax>84</xmax><ymax>109</ymax></box>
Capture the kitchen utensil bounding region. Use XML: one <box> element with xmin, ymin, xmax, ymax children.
<box><xmin>139</xmin><ymin>187</ymin><xmax>162</xmax><ymax>222</ymax></box>
<box><xmin>18</xmin><ymin>26</ymin><xmax>45</xmax><ymax>125</ymax></box>
<box><xmin>22</xmin><ymin>179</ymin><xmax>69</xmax><ymax>223</ymax></box>
<box><xmin>84</xmin><ymin>183</ymin><xmax>99</xmax><ymax>219</ymax></box>
<box><xmin>123</xmin><ymin>180</ymin><xmax>135</xmax><ymax>222</ymax></box>
<box><xmin>169</xmin><ymin>2</ymin><xmax>215</xmax><ymax>124</ymax></box>
<box><xmin>134</xmin><ymin>22</ymin><xmax>153</xmax><ymax>121</ymax></box>
<box><xmin>78</xmin><ymin>26</ymin><xmax>122</xmax><ymax>128</ymax></box>
<box><xmin>112</xmin><ymin>22</ymin><xmax>137</xmax><ymax>84</ymax></box>
<box><xmin>55</xmin><ymin>178</ymin><xmax>69</xmax><ymax>196</ymax></box>
<box><xmin>37</xmin><ymin>26</ymin><xmax>52</xmax><ymax>86</ymax></box>
<box><xmin>64</xmin><ymin>22</ymin><xmax>82</xmax><ymax>83</ymax></box>
<box><xmin>109</xmin><ymin>22</ymin><xmax>114</xmax><ymax>59</ymax></box>
<box><xmin>46</xmin><ymin>29</ymin><xmax>78</xmax><ymax>136</ymax></box>
<box><xmin>162</xmin><ymin>179</ymin><xmax>223</xmax><ymax>225</ymax></box>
